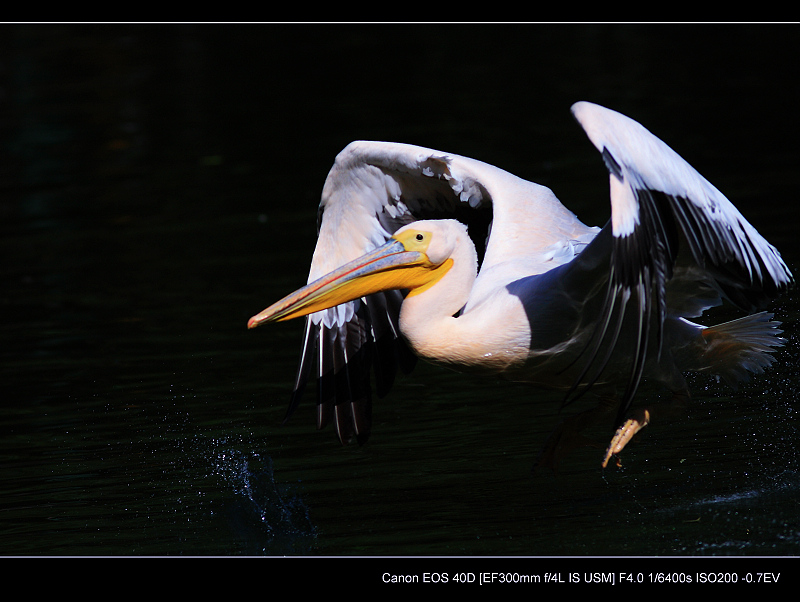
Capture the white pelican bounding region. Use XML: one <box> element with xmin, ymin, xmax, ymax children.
<box><xmin>248</xmin><ymin>102</ymin><xmax>792</xmax><ymax>469</ymax></box>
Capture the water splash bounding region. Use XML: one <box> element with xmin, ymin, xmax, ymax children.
<box><xmin>212</xmin><ymin>446</ymin><xmax>317</xmax><ymax>555</ymax></box>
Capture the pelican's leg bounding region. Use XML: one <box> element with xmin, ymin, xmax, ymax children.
<box><xmin>535</xmin><ymin>396</ymin><xmax>617</xmax><ymax>473</ymax></box>
<box><xmin>602</xmin><ymin>391</ymin><xmax>691</xmax><ymax>468</ymax></box>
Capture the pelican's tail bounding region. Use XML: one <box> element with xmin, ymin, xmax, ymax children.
<box><xmin>700</xmin><ymin>312</ymin><xmax>784</xmax><ymax>386</ymax></box>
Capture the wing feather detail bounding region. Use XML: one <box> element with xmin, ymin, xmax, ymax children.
<box><xmin>286</xmin><ymin>142</ymin><xmax>498</xmax><ymax>443</ymax></box>
<box><xmin>569</xmin><ymin>102</ymin><xmax>793</xmax><ymax>421</ymax></box>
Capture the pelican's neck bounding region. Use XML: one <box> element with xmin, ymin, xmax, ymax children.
<box><xmin>398</xmin><ymin>231</ymin><xmax>478</xmax><ymax>365</ymax></box>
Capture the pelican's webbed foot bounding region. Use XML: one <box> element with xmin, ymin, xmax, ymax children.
<box><xmin>602</xmin><ymin>392</ymin><xmax>690</xmax><ymax>468</ymax></box>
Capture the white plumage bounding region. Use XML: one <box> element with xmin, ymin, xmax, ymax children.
<box><xmin>248</xmin><ymin>102</ymin><xmax>792</xmax><ymax>468</ymax></box>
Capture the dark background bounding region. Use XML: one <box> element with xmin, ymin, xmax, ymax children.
<box><xmin>1</xmin><ymin>24</ymin><xmax>798</xmax><ymax>559</ymax></box>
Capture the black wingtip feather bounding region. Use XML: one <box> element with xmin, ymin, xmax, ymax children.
<box><xmin>282</xmin><ymin>292</ymin><xmax>416</xmax><ymax>445</ymax></box>
<box><xmin>565</xmin><ymin>186</ymin><xmax>678</xmax><ymax>423</ymax></box>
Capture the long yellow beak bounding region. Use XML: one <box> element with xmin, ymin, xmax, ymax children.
<box><xmin>247</xmin><ymin>236</ymin><xmax>451</xmax><ymax>329</ymax></box>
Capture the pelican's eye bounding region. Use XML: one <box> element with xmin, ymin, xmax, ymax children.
<box><xmin>394</xmin><ymin>228</ymin><xmax>433</xmax><ymax>253</ymax></box>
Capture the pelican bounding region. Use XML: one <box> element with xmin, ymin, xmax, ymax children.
<box><xmin>248</xmin><ymin>102</ymin><xmax>792</xmax><ymax>469</ymax></box>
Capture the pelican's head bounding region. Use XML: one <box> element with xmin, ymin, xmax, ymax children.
<box><xmin>247</xmin><ymin>220</ymin><xmax>461</xmax><ymax>328</ymax></box>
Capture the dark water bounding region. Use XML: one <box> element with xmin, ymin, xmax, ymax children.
<box><xmin>1</xmin><ymin>24</ymin><xmax>799</xmax><ymax>561</ymax></box>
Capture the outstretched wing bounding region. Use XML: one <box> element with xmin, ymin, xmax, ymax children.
<box><xmin>568</xmin><ymin>101</ymin><xmax>793</xmax><ymax>421</ymax></box>
<box><xmin>286</xmin><ymin>140</ymin><xmax>589</xmax><ymax>443</ymax></box>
